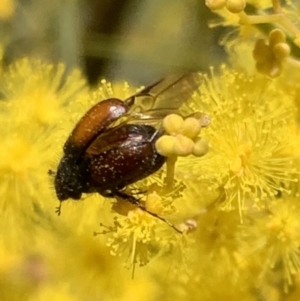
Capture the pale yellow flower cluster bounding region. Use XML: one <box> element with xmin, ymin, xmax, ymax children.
<box><xmin>181</xmin><ymin>66</ymin><xmax>299</xmax><ymax>214</ymax></box>
<box><xmin>155</xmin><ymin>113</ymin><xmax>209</xmax><ymax>157</ymax></box>
<box><xmin>206</xmin><ymin>0</ymin><xmax>246</xmax><ymax>13</ymax></box>
<box><xmin>253</xmin><ymin>29</ymin><xmax>291</xmax><ymax>77</ymax></box>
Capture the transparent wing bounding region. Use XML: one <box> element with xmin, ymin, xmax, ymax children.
<box><xmin>124</xmin><ymin>72</ymin><xmax>202</xmax><ymax>119</ymax></box>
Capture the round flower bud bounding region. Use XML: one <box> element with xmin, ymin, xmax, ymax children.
<box><xmin>163</xmin><ymin>114</ymin><xmax>184</xmax><ymax>135</ymax></box>
<box><xmin>253</xmin><ymin>39</ymin><xmax>272</xmax><ymax>63</ymax></box>
<box><xmin>205</xmin><ymin>0</ymin><xmax>226</xmax><ymax>10</ymax></box>
<box><xmin>226</xmin><ymin>0</ymin><xmax>246</xmax><ymax>13</ymax></box>
<box><xmin>193</xmin><ymin>138</ymin><xmax>209</xmax><ymax>157</ymax></box>
<box><xmin>173</xmin><ymin>134</ymin><xmax>194</xmax><ymax>157</ymax></box>
<box><xmin>273</xmin><ymin>42</ymin><xmax>291</xmax><ymax>60</ymax></box>
<box><xmin>295</xmin><ymin>37</ymin><xmax>300</xmax><ymax>48</ymax></box>
<box><xmin>269</xmin><ymin>29</ymin><xmax>286</xmax><ymax>47</ymax></box>
<box><xmin>155</xmin><ymin>135</ymin><xmax>176</xmax><ymax>157</ymax></box>
<box><xmin>256</xmin><ymin>60</ymin><xmax>281</xmax><ymax>78</ymax></box>
<box><xmin>181</xmin><ymin>117</ymin><xmax>201</xmax><ymax>139</ymax></box>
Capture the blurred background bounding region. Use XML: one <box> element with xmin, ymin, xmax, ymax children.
<box><xmin>1</xmin><ymin>0</ymin><xmax>227</xmax><ymax>86</ymax></box>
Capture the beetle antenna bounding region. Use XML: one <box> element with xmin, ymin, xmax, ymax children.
<box><xmin>135</xmin><ymin>202</ymin><xmax>182</xmax><ymax>234</ymax></box>
<box><xmin>115</xmin><ymin>191</ymin><xmax>182</xmax><ymax>234</ymax></box>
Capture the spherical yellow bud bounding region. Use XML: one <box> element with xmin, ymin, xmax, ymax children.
<box><xmin>193</xmin><ymin>138</ymin><xmax>209</xmax><ymax>157</ymax></box>
<box><xmin>155</xmin><ymin>135</ymin><xmax>176</xmax><ymax>157</ymax></box>
<box><xmin>269</xmin><ymin>29</ymin><xmax>286</xmax><ymax>47</ymax></box>
<box><xmin>163</xmin><ymin>114</ymin><xmax>184</xmax><ymax>135</ymax></box>
<box><xmin>226</xmin><ymin>0</ymin><xmax>246</xmax><ymax>14</ymax></box>
<box><xmin>295</xmin><ymin>36</ymin><xmax>300</xmax><ymax>47</ymax></box>
<box><xmin>255</xmin><ymin>62</ymin><xmax>269</xmax><ymax>74</ymax></box>
<box><xmin>173</xmin><ymin>134</ymin><xmax>194</xmax><ymax>157</ymax></box>
<box><xmin>205</xmin><ymin>0</ymin><xmax>226</xmax><ymax>10</ymax></box>
<box><xmin>253</xmin><ymin>39</ymin><xmax>272</xmax><ymax>63</ymax></box>
<box><xmin>256</xmin><ymin>61</ymin><xmax>281</xmax><ymax>78</ymax></box>
<box><xmin>181</xmin><ymin>117</ymin><xmax>201</xmax><ymax>139</ymax></box>
<box><xmin>273</xmin><ymin>42</ymin><xmax>291</xmax><ymax>60</ymax></box>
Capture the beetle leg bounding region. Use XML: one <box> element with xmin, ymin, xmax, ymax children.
<box><xmin>55</xmin><ymin>201</ymin><xmax>62</xmax><ymax>216</ymax></box>
<box><xmin>48</xmin><ymin>169</ymin><xmax>56</xmax><ymax>176</ymax></box>
<box><xmin>130</xmin><ymin>188</ymin><xmax>147</xmax><ymax>196</ymax></box>
<box><xmin>101</xmin><ymin>190</ymin><xmax>115</xmax><ymax>198</ymax></box>
<box><xmin>114</xmin><ymin>190</ymin><xmax>182</xmax><ymax>234</ymax></box>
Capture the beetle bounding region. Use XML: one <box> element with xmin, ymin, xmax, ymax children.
<box><xmin>53</xmin><ymin>73</ymin><xmax>202</xmax><ymax>232</ymax></box>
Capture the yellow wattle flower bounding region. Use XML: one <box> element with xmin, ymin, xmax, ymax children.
<box><xmin>0</xmin><ymin>58</ymin><xmax>89</xmax><ymax>249</ymax></box>
<box><xmin>94</xmin><ymin>179</ymin><xmax>187</xmax><ymax>272</ymax></box>
<box><xmin>179</xmin><ymin>66</ymin><xmax>299</xmax><ymax>219</ymax></box>
<box><xmin>239</xmin><ymin>198</ymin><xmax>300</xmax><ymax>291</ymax></box>
<box><xmin>0</xmin><ymin>58</ymin><xmax>88</xmax><ymax>126</ymax></box>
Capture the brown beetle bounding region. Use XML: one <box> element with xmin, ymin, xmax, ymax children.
<box><xmin>54</xmin><ymin>73</ymin><xmax>202</xmax><ymax>231</ymax></box>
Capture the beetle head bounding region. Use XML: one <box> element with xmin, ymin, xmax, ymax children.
<box><xmin>54</xmin><ymin>155</ymin><xmax>84</xmax><ymax>201</ymax></box>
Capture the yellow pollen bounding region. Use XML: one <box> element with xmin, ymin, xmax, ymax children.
<box><xmin>229</xmin><ymin>142</ymin><xmax>252</xmax><ymax>176</ymax></box>
<box><xmin>230</xmin><ymin>157</ymin><xmax>243</xmax><ymax>175</ymax></box>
